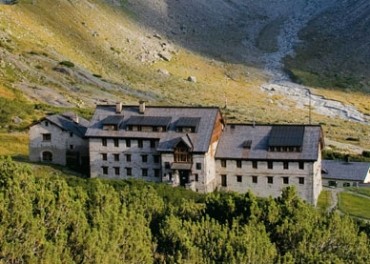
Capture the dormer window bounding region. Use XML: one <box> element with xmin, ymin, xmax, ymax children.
<box><xmin>268</xmin><ymin>126</ymin><xmax>304</xmax><ymax>152</ymax></box>
<box><xmin>101</xmin><ymin>115</ymin><xmax>124</xmax><ymax>131</ymax></box>
<box><xmin>125</xmin><ymin>116</ymin><xmax>171</xmax><ymax>132</ymax></box>
<box><xmin>176</xmin><ymin>117</ymin><xmax>200</xmax><ymax>133</ymax></box>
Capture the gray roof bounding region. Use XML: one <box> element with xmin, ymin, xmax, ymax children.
<box><xmin>101</xmin><ymin>115</ymin><xmax>124</xmax><ymax>125</ymax></box>
<box><xmin>215</xmin><ymin>124</ymin><xmax>322</xmax><ymax>161</ymax></box>
<box><xmin>176</xmin><ymin>117</ymin><xmax>201</xmax><ymax>128</ymax></box>
<box><xmin>126</xmin><ymin>116</ymin><xmax>172</xmax><ymax>127</ymax></box>
<box><xmin>322</xmin><ymin>160</ymin><xmax>370</xmax><ymax>182</ymax></box>
<box><xmin>85</xmin><ymin>105</ymin><xmax>220</xmax><ymax>153</ymax></box>
<box><xmin>268</xmin><ymin>126</ymin><xmax>305</xmax><ymax>147</ymax></box>
<box><xmin>45</xmin><ymin>114</ymin><xmax>89</xmax><ymax>138</ymax></box>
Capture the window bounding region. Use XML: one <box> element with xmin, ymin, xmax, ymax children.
<box><xmin>267</xmin><ymin>176</ymin><xmax>273</xmax><ymax>184</ymax></box>
<box><xmin>283</xmin><ymin>177</ymin><xmax>289</xmax><ymax>184</ymax></box>
<box><xmin>102</xmin><ymin>153</ymin><xmax>107</xmax><ymax>161</ymax></box>
<box><xmin>154</xmin><ymin>169</ymin><xmax>160</xmax><ymax>178</ymax></box>
<box><xmin>283</xmin><ymin>161</ymin><xmax>289</xmax><ymax>170</ymax></box>
<box><xmin>252</xmin><ymin>161</ymin><xmax>258</xmax><ymax>169</ymax></box>
<box><xmin>102</xmin><ymin>138</ymin><xmax>107</xmax><ymax>146</ymax></box>
<box><xmin>142</xmin><ymin>168</ymin><xmax>148</xmax><ymax>177</ymax></box>
<box><xmin>236</xmin><ymin>175</ymin><xmax>242</xmax><ymax>183</ymax></box>
<box><xmin>45</xmin><ymin>121</ymin><xmax>49</xmax><ymax>127</ymax></box>
<box><xmin>299</xmin><ymin>177</ymin><xmax>305</xmax><ymax>184</ymax></box>
<box><xmin>174</xmin><ymin>142</ymin><xmax>192</xmax><ymax>163</ymax></box>
<box><xmin>267</xmin><ymin>161</ymin><xmax>273</xmax><ymax>169</ymax></box>
<box><xmin>165</xmin><ymin>162</ymin><xmax>170</xmax><ymax>169</ymax></box>
<box><xmin>221</xmin><ymin>175</ymin><xmax>227</xmax><ymax>187</ymax></box>
<box><xmin>42</xmin><ymin>133</ymin><xmax>51</xmax><ymax>141</ymax></box>
<box><xmin>153</xmin><ymin>155</ymin><xmax>160</xmax><ymax>164</ymax></box>
<box><xmin>114</xmin><ymin>154</ymin><xmax>119</xmax><ymax>161</ymax></box>
<box><xmin>126</xmin><ymin>139</ymin><xmax>131</xmax><ymax>147</ymax></box>
<box><xmin>42</xmin><ymin>151</ymin><xmax>52</xmax><ymax>162</ymax></box>
<box><xmin>102</xmin><ymin>166</ymin><xmax>108</xmax><ymax>175</ymax></box>
<box><xmin>142</xmin><ymin>155</ymin><xmax>148</xmax><ymax>163</ymax></box>
<box><xmin>252</xmin><ymin>176</ymin><xmax>258</xmax><ymax>183</ymax></box>
<box><xmin>150</xmin><ymin>139</ymin><xmax>156</xmax><ymax>148</ymax></box>
<box><xmin>138</xmin><ymin>139</ymin><xmax>143</xmax><ymax>148</ymax></box>
<box><xmin>299</xmin><ymin>162</ymin><xmax>304</xmax><ymax>170</ymax></box>
<box><xmin>126</xmin><ymin>154</ymin><xmax>131</xmax><ymax>162</ymax></box>
<box><xmin>114</xmin><ymin>167</ymin><xmax>120</xmax><ymax>176</ymax></box>
<box><xmin>194</xmin><ymin>174</ymin><xmax>199</xmax><ymax>182</ymax></box>
<box><xmin>196</xmin><ymin>163</ymin><xmax>202</xmax><ymax>170</ymax></box>
<box><xmin>69</xmin><ymin>132</ymin><xmax>73</xmax><ymax>137</ymax></box>
<box><xmin>221</xmin><ymin>159</ymin><xmax>227</xmax><ymax>168</ymax></box>
<box><xmin>236</xmin><ymin>160</ymin><xmax>242</xmax><ymax>168</ymax></box>
<box><xmin>328</xmin><ymin>180</ymin><xmax>336</xmax><ymax>187</ymax></box>
<box><xmin>69</xmin><ymin>145</ymin><xmax>74</xmax><ymax>150</ymax></box>
<box><xmin>114</xmin><ymin>138</ymin><xmax>119</xmax><ymax>147</ymax></box>
<box><xmin>126</xmin><ymin>167</ymin><xmax>132</xmax><ymax>176</ymax></box>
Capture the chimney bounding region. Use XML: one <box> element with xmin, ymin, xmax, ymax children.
<box><xmin>73</xmin><ymin>113</ymin><xmax>79</xmax><ymax>124</ymax></box>
<box><xmin>116</xmin><ymin>102</ymin><xmax>123</xmax><ymax>113</ymax></box>
<box><xmin>139</xmin><ymin>100</ymin><xmax>146</xmax><ymax>114</ymax></box>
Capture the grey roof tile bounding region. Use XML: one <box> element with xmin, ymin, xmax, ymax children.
<box><xmin>215</xmin><ymin>124</ymin><xmax>322</xmax><ymax>161</ymax></box>
<box><xmin>126</xmin><ymin>116</ymin><xmax>172</xmax><ymax>127</ymax></box>
<box><xmin>86</xmin><ymin>105</ymin><xmax>220</xmax><ymax>153</ymax></box>
<box><xmin>322</xmin><ymin>160</ymin><xmax>370</xmax><ymax>181</ymax></box>
<box><xmin>45</xmin><ymin>114</ymin><xmax>89</xmax><ymax>138</ymax></box>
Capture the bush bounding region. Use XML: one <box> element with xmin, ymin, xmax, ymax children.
<box><xmin>59</xmin><ymin>60</ymin><xmax>75</xmax><ymax>68</ymax></box>
<box><xmin>362</xmin><ymin>150</ymin><xmax>370</xmax><ymax>158</ymax></box>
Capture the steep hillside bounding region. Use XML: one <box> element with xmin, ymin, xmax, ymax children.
<box><xmin>0</xmin><ymin>0</ymin><xmax>369</xmax><ymax>150</ymax></box>
<box><xmin>286</xmin><ymin>0</ymin><xmax>370</xmax><ymax>92</ymax></box>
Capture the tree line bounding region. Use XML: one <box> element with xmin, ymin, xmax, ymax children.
<box><xmin>1</xmin><ymin>157</ymin><xmax>369</xmax><ymax>263</ymax></box>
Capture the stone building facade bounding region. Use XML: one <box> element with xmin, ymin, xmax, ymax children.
<box><xmin>29</xmin><ymin>113</ymin><xmax>89</xmax><ymax>169</ymax></box>
<box><xmin>85</xmin><ymin>102</ymin><xmax>224</xmax><ymax>193</ymax></box>
<box><xmin>322</xmin><ymin>160</ymin><xmax>370</xmax><ymax>187</ymax></box>
<box><xmin>215</xmin><ymin>124</ymin><xmax>324</xmax><ymax>204</ymax></box>
<box><xmin>29</xmin><ymin>103</ymin><xmax>325</xmax><ymax>205</ymax></box>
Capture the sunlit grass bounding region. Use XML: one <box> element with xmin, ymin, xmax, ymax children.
<box><xmin>338</xmin><ymin>192</ymin><xmax>370</xmax><ymax>219</ymax></box>
<box><xmin>317</xmin><ymin>190</ymin><xmax>332</xmax><ymax>213</ymax></box>
<box><xmin>0</xmin><ymin>132</ymin><xmax>28</xmax><ymax>157</ymax></box>
<box><xmin>346</xmin><ymin>187</ymin><xmax>370</xmax><ymax>198</ymax></box>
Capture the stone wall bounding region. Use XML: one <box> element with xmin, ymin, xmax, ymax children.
<box><xmin>29</xmin><ymin>120</ymin><xmax>88</xmax><ymax>166</ymax></box>
<box><xmin>216</xmin><ymin>159</ymin><xmax>318</xmax><ymax>204</ymax></box>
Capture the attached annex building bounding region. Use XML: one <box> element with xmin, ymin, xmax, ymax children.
<box><xmin>29</xmin><ymin>102</ymin><xmax>324</xmax><ymax>205</ymax></box>
<box><xmin>29</xmin><ymin>113</ymin><xmax>90</xmax><ymax>169</ymax></box>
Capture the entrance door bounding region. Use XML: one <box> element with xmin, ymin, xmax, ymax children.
<box><xmin>179</xmin><ymin>170</ymin><xmax>190</xmax><ymax>187</ymax></box>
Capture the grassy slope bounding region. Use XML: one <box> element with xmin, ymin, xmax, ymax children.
<box><xmin>338</xmin><ymin>192</ymin><xmax>370</xmax><ymax>220</ymax></box>
<box><xmin>317</xmin><ymin>190</ymin><xmax>332</xmax><ymax>213</ymax></box>
<box><xmin>0</xmin><ymin>0</ymin><xmax>368</xmax><ymax>152</ymax></box>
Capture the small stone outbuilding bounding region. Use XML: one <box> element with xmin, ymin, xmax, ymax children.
<box><xmin>29</xmin><ymin>113</ymin><xmax>89</xmax><ymax>171</ymax></box>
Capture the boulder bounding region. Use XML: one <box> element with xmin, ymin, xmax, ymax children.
<box><xmin>187</xmin><ymin>76</ymin><xmax>197</xmax><ymax>83</ymax></box>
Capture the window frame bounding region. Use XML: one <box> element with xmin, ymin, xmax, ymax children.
<box><xmin>267</xmin><ymin>176</ymin><xmax>273</xmax><ymax>184</ymax></box>
<box><xmin>42</xmin><ymin>133</ymin><xmax>51</xmax><ymax>141</ymax></box>
<box><xmin>283</xmin><ymin>177</ymin><xmax>289</xmax><ymax>184</ymax></box>
<box><xmin>252</xmin><ymin>176</ymin><xmax>258</xmax><ymax>183</ymax></box>
<box><xmin>221</xmin><ymin>174</ymin><xmax>227</xmax><ymax>187</ymax></box>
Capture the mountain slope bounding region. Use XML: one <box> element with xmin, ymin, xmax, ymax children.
<box><xmin>0</xmin><ymin>0</ymin><xmax>369</xmax><ymax>150</ymax></box>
